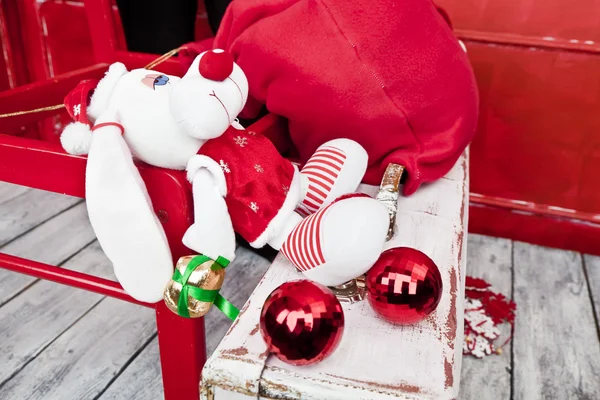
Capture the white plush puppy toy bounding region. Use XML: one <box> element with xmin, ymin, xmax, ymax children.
<box><xmin>60</xmin><ymin>50</ymin><xmax>389</xmax><ymax>306</ymax></box>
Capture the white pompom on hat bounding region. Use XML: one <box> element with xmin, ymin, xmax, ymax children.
<box><xmin>60</xmin><ymin>62</ymin><xmax>128</xmax><ymax>155</ymax></box>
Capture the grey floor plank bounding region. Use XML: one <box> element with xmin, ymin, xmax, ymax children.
<box><xmin>98</xmin><ymin>246</ymin><xmax>272</xmax><ymax>400</ymax></box>
<box><xmin>0</xmin><ymin>242</ymin><xmax>112</xmax><ymax>386</ymax></box>
<box><xmin>460</xmin><ymin>234</ymin><xmax>513</xmax><ymax>400</ymax></box>
<box><xmin>513</xmin><ymin>242</ymin><xmax>600</xmax><ymax>400</ymax></box>
<box><xmin>0</xmin><ymin>182</ymin><xmax>30</xmax><ymax>205</ymax></box>
<box><xmin>205</xmin><ymin>246</ymin><xmax>272</xmax><ymax>354</ymax></box>
<box><xmin>583</xmin><ymin>254</ymin><xmax>600</xmax><ymax>331</ymax></box>
<box><xmin>98</xmin><ymin>337</ymin><xmax>163</xmax><ymax>400</ymax></box>
<box><xmin>0</xmin><ymin>203</ymin><xmax>97</xmax><ymax>306</ymax></box>
<box><xmin>0</xmin><ymin>188</ymin><xmax>80</xmax><ymax>246</ymax></box>
<box><xmin>0</xmin><ymin>296</ymin><xmax>157</xmax><ymax>400</ymax></box>
<box><xmin>5</xmin><ymin>182</ymin><xmax>595</xmax><ymax>400</ymax></box>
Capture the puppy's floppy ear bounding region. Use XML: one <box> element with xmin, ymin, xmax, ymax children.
<box><xmin>85</xmin><ymin>110</ymin><xmax>174</xmax><ymax>303</ymax></box>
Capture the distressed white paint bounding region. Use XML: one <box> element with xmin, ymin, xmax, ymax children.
<box><xmin>202</xmin><ymin>153</ymin><xmax>469</xmax><ymax>399</ymax></box>
<box><xmin>212</xmin><ymin>388</ymin><xmax>255</xmax><ymax>399</ymax></box>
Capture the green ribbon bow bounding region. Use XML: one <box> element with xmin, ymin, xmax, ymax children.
<box><xmin>172</xmin><ymin>255</ymin><xmax>240</xmax><ymax>320</ymax></box>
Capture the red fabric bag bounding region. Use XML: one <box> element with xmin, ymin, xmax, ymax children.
<box><xmin>199</xmin><ymin>0</ymin><xmax>478</xmax><ymax>194</ymax></box>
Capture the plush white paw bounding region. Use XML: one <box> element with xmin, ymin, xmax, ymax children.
<box><xmin>283</xmin><ymin>195</ymin><xmax>389</xmax><ymax>286</ymax></box>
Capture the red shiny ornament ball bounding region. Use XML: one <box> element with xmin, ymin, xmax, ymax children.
<box><xmin>260</xmin><ymin>280</ymin><xmax>344</xmax><ymax>366</ymax></box>
<box><xmin>367</xmin><ymin>247</ymin><xmax>443</xmax><ymax>324</ymax></box>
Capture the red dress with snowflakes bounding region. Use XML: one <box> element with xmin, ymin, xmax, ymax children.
<box><xmin>198</xmin><ymin>126</ymin><xmax>296</xmax><ymax>245</ymax></box>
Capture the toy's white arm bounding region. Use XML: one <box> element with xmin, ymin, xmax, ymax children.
<box><xmin>183</xmin><ymin>156</ymin><xmax>236</xmax><ymax>263</ymax></box>
<box><xmin>85</xmin><ymin>111</ymin><xmax>174</xmax><ymax>303</ymax></box>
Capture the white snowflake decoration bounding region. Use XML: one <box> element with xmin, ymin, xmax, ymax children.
<box><xmin>219</xmin><ymin>160</ymin><xmax>230</xmax><ymax>173</ymax></box>
<box><xmin>254</xmin><ymin>164</ymin><xmax>264</xmax><ymax>173</ymax></box>
<box><xmin>464</xmin><ymin>333</ymin><xmax>494</xmax><ymax>358</ymax></box>
<box><xmin>463</xmin><ymin>298</ymin><xmax>501</xmax><ymax>358</ymax></box>
<box><xmin>250</xmin><ymin>202</ymin><xmax>259</xmax><ymax>213</ymax></box>
<box><xmin>281</xmin><ymin>184</ymin><xmax>290</xmax><ymax>195</ymax></box>
<box><xmin>464</xmin><ymin>300</ymin><xmax>500</xmax><ymax>341</ymax></box>
<box><xmin>73</xmin><ymin>104</ymin><xmax>81</xmax><ymax>116</ymax></box>
<box><xmin>233</xmin><ymin>136</ymin><xmax>248</xmax><ymax>147</ymax></box>
<box><xmin>463</xmin><ymin>278</ymin><xmax>515</xmax><ymax>359</ymax></box>
<box><xmin>465</xmin><ymin>298</ymin><xmax>482</xmax><ymax>311</ymax></box>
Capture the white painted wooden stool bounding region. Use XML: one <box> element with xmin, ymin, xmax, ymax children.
<box><xmin>201</xmin><ymin>153</ymin><xmax>469</xmax><ymax>400</ymax></box>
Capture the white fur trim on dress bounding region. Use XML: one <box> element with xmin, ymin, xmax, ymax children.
<box><xmin>186</xmin><ymin>155</ymin><xmax>228</xmax><ymax>196</ymax></box>
<box><xmin>60</xmin><ymin>121</ymin><xmax>93</xmax><ymax>155</ymax></box>
<box><xmin>87</xmin><ymin>62</ymin><xmax>128</xmax><ymax>121</ymax></box>
<box><xmin>250</xmin><ymin>165</ymin><xmax>302</xmax><ymax>249</ymax></box>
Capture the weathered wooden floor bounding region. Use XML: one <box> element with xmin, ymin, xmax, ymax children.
<box><xmin>0</xmin><ymin>182</ymin><xmax>598</xmax><ymax>399</ymax></box>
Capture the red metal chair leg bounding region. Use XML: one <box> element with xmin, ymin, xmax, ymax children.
<box><xmin>156</xmin><ymin>301</ymin><xmax>207</xmax><ymax>400</ymax></box>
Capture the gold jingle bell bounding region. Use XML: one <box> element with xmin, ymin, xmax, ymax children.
<box><xmin>163</xmin><ymin>255</ymin><xmax>239</xmax><ymax>320</ymax></box>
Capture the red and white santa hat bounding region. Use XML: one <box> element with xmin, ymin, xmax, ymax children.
<box><xmin>60</xmin><ymin>62</ymin><xmax>128</xmax><ymax>155</ymax></box>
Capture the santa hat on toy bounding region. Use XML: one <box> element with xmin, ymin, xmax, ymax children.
<box><xmin>60</xmin><ymin>63</ymin><xmax>127</xmax><ymax>156</ymax></box>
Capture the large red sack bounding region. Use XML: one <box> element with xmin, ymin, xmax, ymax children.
<box><xmin>210</xmin><ymin>0</ymin><xmax>478</xmax><ymax>194</ymax></box>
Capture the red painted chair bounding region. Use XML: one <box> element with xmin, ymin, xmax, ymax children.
<box><xmin>0</xmin><ymin>1</ymin><xmax>284</xmax><ymax>399</ymax></box>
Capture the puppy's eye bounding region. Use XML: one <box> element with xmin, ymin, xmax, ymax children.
<box><xmin>153</xmin><ymin>75</ymin><xmax>169</xmax><ymax>87</ymax></box>
<box><xmin>141</xmin><ymin>74</ymin><xmax>169</xmax><ymax>90</ymax></box>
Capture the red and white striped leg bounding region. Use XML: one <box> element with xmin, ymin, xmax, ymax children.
<box><xmin>296</xmin><ymin>139</ymin><xmax>368</xmax><ymax>217</ymax></box>
<box><xmin>282</xmin><ymin>194</ymin><xmax>389</xmax><ymax>286</ymax></box>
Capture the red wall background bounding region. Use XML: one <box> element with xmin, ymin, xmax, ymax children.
<box><xmin>438</xmin><ymin>0</ymin><xmax>600</xmax><ymax>214</ymax></box>
<box><xmin>438</xmin><ymin>0</ymin><xmax>600</xmax><ymax>253</ymax></box>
